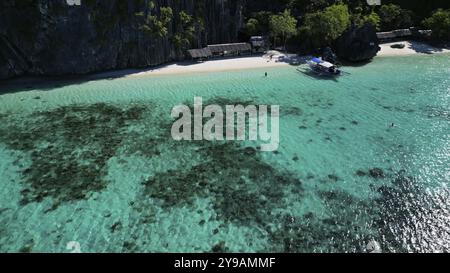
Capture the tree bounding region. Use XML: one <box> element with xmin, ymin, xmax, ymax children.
<box><xmin>135</xmin><ymin>3</ymin><xmax>173</xmax><ymax>38</ymax></box>
<box><xmin>382</xmin><ymin>0</ymin><xmax>450</xmax><ymax>21</ymax></box>
<box><xmin>173</xmin><ymin>11</ymin><xmax>196</xmax><ymax>51</ymax></box>
<box><xmin>160</xmin><ymin>7</ymin><xmax>173</xmax><ymax>26</ymax></box>
<box><xmin>363</xmin><ymin>12</ymin><xmax>381</xmax><ymax>31</ymax></box>
<box><xmin>245</xmin><ymin>18</ymin><xmax>260</xmax><ymax>36</ymax></box>
<box><xmin>269</xmin><ymin>9</ymin><xmax>297</xmax><ymax>50</ymax></box>
<box><xmin>251</xmin><ymin>11</ymin><xmax>274</xmax><ymax>35</ymax></box>
<box><xmin>422</xmin><ymin>9</ymin><xmax>450</xmax><ymax>41</ymax></box>
<box><xmin>287</xmin><ymin>0</ymin><xmax>332</xmax><ymax>14</ymax></box>
<box><xmin>299</xmin><ymin>3</ymin><xmax>351</xmax><ymax>49</ymax></box>
<box><xmin>379</xmin><ymin>4</ymin><xmax>414</xmax><ymax>31</ymax></box>
<box><xmin>354</xmin><ymin>11</ymin><xmax>381</xmax><ymax>30</ymax></box>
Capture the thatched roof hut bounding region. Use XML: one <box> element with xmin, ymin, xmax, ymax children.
<box><xmin>187</xmin><ymin>48</ymin><xmax>212</xmax><ymax>59</ymax></box>
<box><xmin>207</xmin><ymin>43</ymin><xmax>252</xmax><ymax>55</ymax></box>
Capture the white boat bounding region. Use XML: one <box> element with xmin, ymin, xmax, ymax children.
<box><xmin>307</xmin><ymin>57</ymin><xmax>341</xmax><ymax>76</ymax></box>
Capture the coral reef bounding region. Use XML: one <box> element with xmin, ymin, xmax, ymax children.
<box><xmin>143</xmin><ymin>141</ymin><xmax>303</xmax><ymax>225</ymax></box>
<box><xmin>2</xmin><ymin>96</ymin><xmax>445</xmax><ymax>253</ymax></box>
<box><xmin>0</xmin><ymin>103</ymin><xmax>146</xmax><ymax>206</ymax></box>
<box><xmin>268</xmin><ymin>190</ymin><xmax>377</xmax><ymax>252</ymax></box>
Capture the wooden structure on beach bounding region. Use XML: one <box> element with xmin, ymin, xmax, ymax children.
<box><xmin>377</xmin><ymin>28</ymin><xmax>432</xmax><ymax>42</ymax></box>
<box><xmin>250</xmin><ymin>36</ymin><xmax>269</xmax><ymax>53</ymax></box>
<box><xmin>187</xmin><ymin>43</ymin><xmax>252</xmax><ymax>60</ymax></box>
<box><xmin>187</xmin><ymin>48</ymin><xmax>212</xmax><ymax>60</ymax></box>
<box><xmin>207</xmin><ymin>43</ymin><xmax>252</xmax><ymax>56</ymax></box>
<box><xmin>377</xmin><ymin>29</ymin><xmax>412</xmax><ymax>41</ymax></box>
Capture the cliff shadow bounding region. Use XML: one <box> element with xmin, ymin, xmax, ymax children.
<box><xmin>0</xmin><ymin>76</ymin><xmax>93</xmax><ymax>94</ymax></box>
<box><xmin>338</xmin><ymin>58</ymin><xmax>372</xmax><ymax>67</ymax></box>
<box><xmin>407</xmin><ymin>41</ymin><xmax>445</xmax><ymax>54</ymax></box>
<box><xmin>0</xmin><ymin>54</ymin><xmax>312</xmax><ymax>95</ymax></box>
<box><xmin>0</xmin><ymin>67</ymin><xmax>152</xmax><ymax>94</ymax></box>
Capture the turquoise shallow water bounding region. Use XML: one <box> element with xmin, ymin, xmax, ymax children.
<box><xmin>0</xmin><ymin>54</ymin><xmax>449</xmax><ymax>253</ymax></box>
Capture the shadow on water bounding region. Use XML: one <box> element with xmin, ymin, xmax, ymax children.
<box><xmin>0</xmin><ymin>53</ymin><xmax>297</xmax><ymax>94</ymax></box>
<box><xmin>296</xmin><ymin>68</ymin><xmax>340</xmax><ymax>82</ymax></box>
<box><xmin>1</xmin><ymin>76</ymin><xmax>93</xmax><ymax>94</ymax></box>
<box><xmin>0</xmin><ymin>72</ymin><xmax>135</xmax><ymax>95</ymax></box>
<box><xmin>0</xmin><ymin>58</ymin><xmax>214</xmax><ymax>94</ymax></box>
<box><xmin>338</xmin><ymin>59</ymin><xmax>372</xmax><ymax>67</ymax></box>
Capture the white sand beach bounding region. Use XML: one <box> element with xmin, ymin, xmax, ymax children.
<box><xmin>52</xmin><ymin>41</ymin><xmax>450</xmax><ymax>82</ymax></box>
<box><xmin>123</xmin><ymin>52</ymin><xmax>303</xmax><ymax>78</ymax></box>
<box><xmin>121</xmin><ymin>41</ymin><xmax>449</xmax><ymax>77</ymax></box>
<box><xmin>378</xmin><ymin>40</ymin><xmax>450</xmax><ymax>56</ymax></box>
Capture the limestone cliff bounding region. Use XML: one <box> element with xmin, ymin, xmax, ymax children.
<box><xmin>0</xmin><ymin>0</ymin><xmax>245</xmax><ymax>80</ymax></box>
<box><xmin>336</xmin><ymin>23</ymin><xmax>381</xmax><ymax>62</ymax></box>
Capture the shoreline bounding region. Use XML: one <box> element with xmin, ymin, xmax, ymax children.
<box><xmin>120</xmin><ymin>40</ymin><xmax>449</xmax><ymax>77</ymax></box>
<box><xmin>113</xmin><ymin>40</ymin><xmax>450</xmax><ymax>77</ymax></box>
<box><xmin>121</xmin><ymin>53</ymin><xmax>304</xmax><ymax>78</ymax></box>
<box><xmin>377</xmin><ymin>40</ymin><xmax>450</xmax><ymax>57</ymax></box>
<box><xmin>1</xmin><ymin>41</ymin><xmax>449</xmax><ymax>88</ymax></box>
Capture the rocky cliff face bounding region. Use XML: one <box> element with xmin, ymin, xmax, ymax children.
<box><xmin>335</xmin><ymin>23</ymin><xmax>381</xmax><ymax>62</ymax></box>
<box><xmin>0</xmin><ymin>0</ymin><xmax>245</xmax><ymax>80</ymax></box>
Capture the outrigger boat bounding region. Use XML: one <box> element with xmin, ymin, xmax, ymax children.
<box><xmin>307</xmin><ymin>57</ymin><xmax>341</xmax><ymax>76</ymax></box>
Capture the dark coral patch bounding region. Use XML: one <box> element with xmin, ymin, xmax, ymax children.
<box><xmin>268</xmin><ymin>190</ymin><xmax>376</xmax><ymax>252</ymax></box>
<box><xmin>282</xmin><ymin>107</ymin><xmax>303</xmax><ymax>117</ymax></box>
<box><xmin>110</xmin><ymin>221</ymin><xmax>123</xmax><ymax>233</ymax></box>
<box><xmin>327</xmin><ymin>174</ymin><xmax>339</xmax><ymax>182</ymax></box>
<box><xmin>0</xmin><ymin>103</ymin><xmax>146</xmax><ymax>207</ymax></box>
<box><xmin>139</xmin><ymin>98</ymin><xmax>304</xmax><ymax>226</ymax></box>
<box><xmin>143</xmin><ymin>141</ymin><xmax>303</xmax><ymax>225</ymax></box>
<box><xmin>211</xmin><ymin>241</ymin><xmax>228</xmax><ymax>253</ymax></box>
<box><xmin>19</xmin><ymin>239</ymin><xmax>34</xmax><ymax>253</ymax></box>
<box><xmin>306</xmin><ymin>174</ymin><xmax>315</xmax><ymax>180</ymax></box>
<box><xmin>355</xmin><ymin>170</ymin><xmax>367</xmax><ymax>177</ymax></box>
<box><xmin>369</xmin><ymin>168</ymin><xmax>385</xmax><ymax>179</ymax></box>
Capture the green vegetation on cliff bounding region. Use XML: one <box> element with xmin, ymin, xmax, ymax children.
<box><xmin>270</xmin><ymin>9</ymin><xmax>297</xmax><ymax>49</ymax></box>
<box><xmin>241</xmin><ymin>0</ymin><xmax>449</xmax><ymax>51</ymax></box>
<box><xmin>378</xmin><ymin>4</ymin><xmax>414</xmax><ymax>31</ymax></box>
<box><xmin>298</xmin><ymin>4</ymin><xmax>351</xmax><ymax>49</ymax></box>
<box><xmin>135</xmin><ymin>4</ymin><xmax>173</xmax><ymax>38</ymax></box>
<box><xmin>423</xmin><ymin>9</ymin><xmax>450</xmax><ymax>41</ymax></box>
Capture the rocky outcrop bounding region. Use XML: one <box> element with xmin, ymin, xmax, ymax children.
<box><xmin>0</xmin><ymin>0</ymin><xmax>245</xmax><ymax>80</ymax></box>
<box><xmin>336</xmin><ymin>23</ymin><xmax>381</xmax><ymax>62</ymax></box>
<box><xmin>322</xmin><ymin>47</ymin><xmax>337</xmax><ymax>64</ymax></box>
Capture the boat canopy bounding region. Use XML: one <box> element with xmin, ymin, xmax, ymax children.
<box><xmin>310</xmin><ymin>57</ymin><xmax>335</xmax><ymax>68</ymax></box>
<box><xmin>319</xmin><ymin>62</ymin><xmax>334</xmax><ymax>68</ymax></box>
